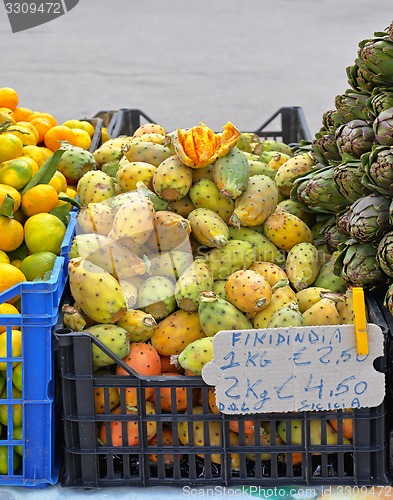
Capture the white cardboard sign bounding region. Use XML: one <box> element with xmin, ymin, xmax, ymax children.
<box><xmin>201</xmin><ymin>324</ymin><xmax>385</xmax><ymax>414</ymax></box>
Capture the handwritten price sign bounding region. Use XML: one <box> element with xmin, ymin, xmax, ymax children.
<box><xmin>201</xmin><ymin>324</ymin><xmax>385</xmax><ymax>414</ymax></box>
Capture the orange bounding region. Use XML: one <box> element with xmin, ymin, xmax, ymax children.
<box><xmin>0</xmin><ymin>217</ymin><xmax>24</xmax><ymax>252</ymax></box>
<box><xmin>21</xmin><ymin>184</ymin><xmax>58</xmax><ymax>217</ymax></box>
<box><xmin>0</xmin><ymin>133</ymin><xmax>23</xmax><ymax>163</ymax></box>
<box><xmin>0</xmin><ymin>158</ymin><xmax>33</xmax><ymax>190</ymax></box>
<box><xmin>28</xmin><ymin>117</ymin><xmax>52</xmax><ymax>143</ymax></box>
<box><xmin>18</xmin><ymin>156</ymin><xmax>39</xmax><ymax>175</ymax></box>
<box><xmin>0</xmin><ymin>263</ymin><xmax>25</xmax><ymax>303</ymax></box>
<box><xmin>27</xmin><ymin>112</ymin><xmax>57</xmax><ymax>128</ymax></box>
<box><xmin>7</xmin><ymin>124</ymin><xmax>37</xmax><ymax>146</ymax></box>
<box><xmin>23</xmin><ymin>213</ymin><xmax>66</xmax><ymax>255</ymax></box>
<box><xmin>39</xmin><ymin>147</ymin><xmax>54</xmax><ymax>161</ymax></box>
<box><xmin>0</xmin><ymin>250</ymin><xmax>10</xmax><ymax>264</ymax></box>
<box><xmin>13</xmin><ymin>107</ymin><xmax>33</xmax><ymax>122</ymax></box>
<box><xmin>0</xmin><ymin>303</ymin><xmax>19</xmax><ymax>334</ymax></box>
<box><xmin>0</xmin><ymin>88</ymin><xmax>18</xmax><ymax>111</ymax></box>
<box><xmin>22</xmin><ymin>145</ymin><xmax>45</xmax><ymax>167</ymax></box>
<box><xmin>16</xmin><ymin>121</ymin><xmax>39</xmax><ymax>141</ymax></box>
<box><xmin>71</xmin><ymin>128</ymin><xmax>91</xmax><ymax>150</ymax></box>
<box><xmin>48</xmin><ymin>170</ymin><xmax>67</xmax><ymax>194</ymax></box>
<box><xmin>0</xmin><ymin>109</ymin><xmax>15</xmax><ymax>125</ymax></box>
<box><xmin>66</xmin><ymin>186</ymin><xmax>77</xmax><ymax>199</ymax></box>
<box><xmin>0</xmin><ymin>184</ymin><xmax>21</xmax><ymax>212</ymax></box>
<box><xmin>44</xmin><ymin>126</ymin><xmax>76</xmax><ymax>151</ymax></box>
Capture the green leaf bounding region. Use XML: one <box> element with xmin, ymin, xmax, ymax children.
<box><xmin>0</xmin><ymin>195</ymin><xmax>15</xmax><ymax>217</ymax></box>
<box><xmin>0</xmin><ymin>120</ymin><xmax>13</xmax><ymax>134</ymax></box>
<box><xmin>21</xmin><ymin>149</ymin><xmax>65</xmax><ymax>195</ymax></box>
<box><xmin>7</xmin><ymin>242</ymin><xmax>28</xmax><ymax>261</ymax></box>
<box><xmin>49</xmin><ymin>204</ymin><xmax>71</xmax><ymax>226</ymax></box>
<box><xmin>58</xmin><ymin>194</ymin><xmax>82</xmax><ymax>210</ymax></box>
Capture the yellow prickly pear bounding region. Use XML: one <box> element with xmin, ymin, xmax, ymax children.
<box><xmin>263</xmin><ymin>208</ymin><xmax>314</xmax><ymax>252</ymax></box>
<box><xmin>148</xmin><ymin>211</ymin><xmax>191</xmax><ymax>251</ymax></box>
<box><xmin>116</xmin><ymin>309</ymin><xmax>157</xmax><ymax>343</ymax></box>
<box><xmin>68</xmin><ymin>257</ymin><xmax>127</xmax><ymax>324</ymax></box>
<box><xmin>177</xmin><ymin>336</ymin><xmax>213</xmax><ymax>375</ymax></box>
<box><xmin>296</xmin><ymin>286</ymin><xmax>331</xmax><ymax>313</ymax></box>
<box><xmin>110</xmin><ymin>195</ymin><xmax>155</xmax><ymax>245</ymax></box>
<box><xmin>275</xmin><ymin>153</ymin><xmax>316</xmax><ymax>197</ymax></box>
<box><xmin>76</xmin><ymin>202</ymin><xmax>114</xmax><ymax>236</ymax></box>
<box><xmin>133</xmin><ymin>123</ymin><xmax>166</xmax><ymax>137</ymax></box>
<box><xmin>189</xmin><ymin>178</ymin><xmax>235</xmax><ymax>223</ymax></box>
<box><xmin>115</xmin><ymin>161</ymin><xmax>157</xmax><ymax>192</ymax></box>
<box><xmin>229</xmin><ymin>175</ymin><xmax>279</xmax><ymax>228</ymax></box>
<box><xmin>268</xmin><ymin>152</ymin><xmax>291</xmax><ymax>171</ymax></box>
<box><xmin>302</xmin><ymin>292</ymin><xmax>345</xmax><ymax>327</ymax></box>
<box><xmin>169</xmin><ymin>194</ymin><xmax>196</xmax><ymax>218</ymax></box>
<box><xmin>228</xmin><ymin>227</ymin><xmax>285</xmax><ymax>265</ymax></box>
<box><xmin>252</xmin><ymin>279</ymin><xmax>297</xmax><ymax>329</ymax></box>
<box><xmin>188</xmin><ymin>208</ymin><xmax>229</xmax><ymax>248</ymax></box>
<box><xmin>249</xmin><ymin>261</ymin><xmax>287</xmax><ymax>287</ymax></box>
<box><xmin>123</xmin><ymin>140</ymin><xmax>172</xmax><ymax>167</ymax></box>
<box><xmin>336</xmin><ymin>288</ymin><xmax>354</xmax><ymax>324</ymax></box>
<box><xmin>224</xmin><ymin>269</ymin><xmax>272</xmax><ymax>314</ymax></box>
<box><xmin>285</xmin><ymin>242</ymin><xmax>321</xmax><ymax>292</ymax></box>
<box><xmin>174</xmin><ymin>258</ymin><xmax>214</xmax><ymax>312</ymax></box>
<box><xmin>152</xmin><ymin>155</ymin><xmax>193</xmax><ymax>201</ymax></box>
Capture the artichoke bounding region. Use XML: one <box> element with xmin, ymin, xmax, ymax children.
<box><xmin>346</xmin><ymin>193</ymin><xmax>391</xmax><ymax>243</ymax></box>
<box><xmin>336</xmin><ymin>209</ymin><xmax>351</xmax><ymax>235</ymax></box>
<box><xmin>376</xmin><ymin>231</ymin><xmax>393</xmax><ymax>277</ymax></box>
<box><xmin>291</xmin><ymin>165</ymin><xmax>351</xmax><ymax>214</ymax></box>
<box><xmin>334</xmin><ymin>239</ymin><xmax>385</xmax><ymax>289</ymax></box>
<box><xmin>311</xmin><ymin>129</ymin><xmax>342</xmax><ymax>166</ymax></box>
<box><xmin>335</xmin><ymin>119</ymin><xmax>375</xmax><ymax>158</ymax></box>
<box><xmin>346</xmin><ymin>63</ymin><xmax>377</xmax><ymax>94</ymax></box>
<box><xmin>366</xmin><ymin>87</ymin><xmax>393</xmax><ymax>121</ymax></box>
<box><xmin>322</xmin><ymin>110</ymin><xmax>344</xmax><ymax>134</ymax></box>
<box><xmin>384</xmin><ymin>282</ymin><xmax>393</xmax><ymax>316</ymax></box>
<box><xmin>333</xmin><ymin>158</ymin><xmax>372</xmax><ymax>203</ymax></box>
<box><xmin>356</xmin><ymin>33</ymin><xmax>393</xmax><ymax>87</ymax></box>
<box><xmin>373</xmin><ymin>107</ymin><xmax>393</xmax><ymax>145</ymax></box>
<box><xmin>361</xmin><ymin>145</ymin><xmax>393</xmax><ymax>196</ymax></box>
<box><xmin>323</xmin><ymin>224</ymin><xmax>350</xmax><ymax>253</ymax></box>
<box><xmin>334</xmin><ymin>89</ymin><xmax>369</xmax><ymax>123</ymax></box>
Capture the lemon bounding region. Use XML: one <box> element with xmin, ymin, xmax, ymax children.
<box><xmin>20</xmin><ymin>251</ymin><xmax>57</xmax><ymax>281</ymax></box>
<box><xmin>23</xmin><ymin>213</ymin><xmax>66</xmax><ymax>255</ymax></box>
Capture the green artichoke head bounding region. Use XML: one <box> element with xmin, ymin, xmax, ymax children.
<box><xmin>335</xmin><ymin>119</ymin><xmax>375</xmax><ymax>158</ymax></box>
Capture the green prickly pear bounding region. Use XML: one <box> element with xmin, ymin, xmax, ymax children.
<box><xmin>115</xmin><ymin>161</ymin><xmax>156</xmax><ymax>192</ymax></box>
<box><xmin>188</xmin><ymin>208</ymin><xmax>229</xmax><ymax>248</ymax></box>
<box><xmin>212</xmin><ymin>280</ymin><xmax>227</xmax><ymax>300</ymax></box>
<box><xmin>116</xmin><ymin>309</ymin><xmax>157</xmax><ymax>342</ymax></box>
<box><xmin>77</xmin><ymin>170</ymin><xmax>116</xmax><ymax>205</ymax></box>
<box><xmin>303</xmin><ymin>292</ymin><xmax>344</xmax><ymax>326</ymax></box>
<box><xmin>285</xmin><ymin>242</ymin><xmax>321</xmax><ymax>291</ymax></box>
<box><xmin>228</xmin><ymin>226</ymin><xmax>285</xmax><ymax>265</ymax></box>
<box><xmin>137</xmin><ymin>276</ymin><xmax>177</xmax><ymax>320</ymax></box>
<box><xmin>152</xmin><ymin>155</ymin><xmax>193</xmax><ymax>201</ymax></box>
<box><xmin>135</xmin><ymin>180</ymin><xmax>169</xmax><ymax>211</ymax></box>
<box><xmin>275</xmin><ymin>153</ymin><xmax>316</xmax><ymax>197</ymax></box>
<box><xmin>229</xmin><ymin>175</ymin><xmax>279</xmax><ymax>228</ymax></box>
<box><xmin>86</xmin><ymin>324</ymin><xmax>130</xmax><ymax>368</ymax></box>
<box><xmin>247</xmin><ymin>159</ymin><xmax>276</xmax><ymax>179</ymax></box>
<box><xmin>204</xmin><ymin>240</ymin><xmax>256</xmax><ymax>280</ymax></box>
<box><xmin>69</xmin><ymin>257</ymin><xmax>127</xmax><ymax>324</ymax></box>
<box><xmin>198</xmin><ymin>291</ymin><xmax>253</xmax><ymax>337</ymax></box>
<box><xmin>123</xmin><ymin>140</ymin><xmax>172</xmax><ymax>167</ymax></box>
<box><xmin>313</xmin><ymin>252</ymin><xmax>347</xmax><ymax>293</ymax></box>
<box><xmin>263</xmin><ymin>208</ymin><xmax>314</xmax><ymax>252</ymax></box>
<box><xmin>267</xmin><ymin>302</ymin><xmax>304</xmax><ymax>328</ymax></box>
<box><xmin>259</xmin><ymin>139</ymin><xmax>293</xmax><ymax>156</ymax></box>
<box><xmin>110</xmin><ymin>195</ymin><xmax>155</xmax><ymax>245</ymax></box>
<box><xmin>175</xmin><ymin>258</ymin><xmax>214</xmax><ymax>312</ymax></box>
<box><xmin>189</xmin><ymin>178</ymin><xmax>234</xmax><ymax>223</ymax></box>
<box><xmin>177</xmin><ymin>336</ymin><xmax>214</xmax><ymax>375</ymax></box>
<box><xmin>191</xmin><ymin>164</ymin><xmax>214</xmax><ymax>184</ymax></box>
<box><xmin>236</xmin><ymin>132</ymin><xmax>257</xmax><ymax>153</ymax></box>
<box><xmin>57</xmin><ymin>144</ymin><xmax>97</xmax><ymax>183</ymax></box>
<box><xmin>224</xmin><ymin>269</ymin><xmax>272</xmax><ymax>314</ymax></box>
<box><xmin>212</xmin><ymin>146</ymin><xmax>250</xmax><ymax>199</ymax></box>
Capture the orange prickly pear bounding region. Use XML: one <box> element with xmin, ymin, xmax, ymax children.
<box><xmin>249</xmin><ymin>261</ymin><xmax>287</xmax><ymax>287</ymax></box>
<box><xmin>224</xmin><ymin>269</ymin><xmax>272</xmax><ymax>314</ymax></box>
<box><xmin>252</xmin><ymin>279</ymin><xmax>297</xmax><ymax>329</ymax></box>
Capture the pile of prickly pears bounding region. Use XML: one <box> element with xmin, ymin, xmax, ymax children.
<box><xmin>64</xmin><ymin>120</ymin><xmax>357</xmax><ymax>459</ymax></box>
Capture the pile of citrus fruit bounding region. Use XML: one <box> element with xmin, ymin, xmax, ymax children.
<box><xmin>0</xmin><ymin>86</ymin><xmax>98</xmax><ymax>299</ymax></box>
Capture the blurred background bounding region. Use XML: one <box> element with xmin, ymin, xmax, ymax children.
<box><xmin>1</xmin><ymin>0</ymin><xmax>392</xmax><ymax>137</ymax></box>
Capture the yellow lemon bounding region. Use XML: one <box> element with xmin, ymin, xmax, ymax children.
<box><xmin>48</xmin><ymin>170</ymin><xmax>67</xmax><ymax>194</ymax></box>
<box><xmin>71</xmin><ymin>128</ymin><xmax>91</xmax><ymax>150</ymax></box>
<box><xmin>0</xmin><ymin>250</ymin><xmax>10</xmax><ymax>264</ymax></box>
<box><xmin>22</xmin><ymin>145</ymin><xmax>45</xmax><ymax>167</ymax></box>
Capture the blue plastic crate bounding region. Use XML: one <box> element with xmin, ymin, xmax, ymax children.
<box><xmin>0</xmin><ymin>210</ymin><xmax>76</xmax><ymax>487</ymax></box>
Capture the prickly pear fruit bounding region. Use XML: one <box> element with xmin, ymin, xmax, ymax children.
<box><xmin>198</xmin><ymin>291</ymin><xmax>253</xmax><ymax>336</ymax></box>
<box><xmin>313</xmin><ymin>252</ymin><xmax>347</xmax><ymax>293</ymax></box>
<box><xmin>336</xmin><ymin>288</ymin><xmax>354</xmax><ymax>324</ymax></box>
<box><xmin>188</xmin><ymin>208</ymin><xmax>229</xmax><ymax>248</ymax></box>
<box><xmin>169</xmin><ymin>194</ymin><xmax>196</xmax><ymax>218</ymax></box>
<box><xmin>116</xmin><ymin>308</ymin><xmax>157</xmax><ymax>342</ymax></box>
<box><xmin>212</xmin><ymin>146</ymin><xmax>250</xmax><ymax>199</ymax></box>
<box><xmin>248</xmin><ymin>159</ymin><xmax>277</xmax><ymax>179</ymax></box>
<box><xmin>285</xmin><ymin>242</ymin><xmax>320</xmax><ymax>291</ymax></box>
<box><xmin>263</xmin><ymin>208</ymin><xmax>314</xmax><ymax>251</ymax></box>
<box><xmin>277</xmin><ymin>199</ymin><xmax>316</xmax><ymax>227</ymax></box>
<box><xmin>116</xmin><ymin>342</ymin><xmax>161</xmax><ymax>406</ymax></box>
<box><xmin>150</xmin><ymin>372</ymin><xmax>188</xmax><ymax>413</ymax></box>
<box><xmin>123</xmin><ymin>140</ymin><xmax>172</xmax><ymax>167</ymax></box>
<box><xmin>267</xmin><ymin>302</ymin><xmax>304</xmax><ymax>328</ymax></box>
<box><xmin>177</xmin><ymin>406</ymin><xmax>240</xmax><ymax>469</ymax></box>
<box><xmin>110</xmin><ymin>195</ymin><xmax>155</xmax><ymax>245</ymax></box>
<box><xmin>277</xmin><ymin>419</ymin><xmax>341</xmax><ymax>448</ymax></box>
<box><xmin>137</xmin><ymin>276</ymin><xmax>177</xmax><ymax>320</ymax></box>
<box><xmin>224</xmin><ymin>269</ymin><xmax>272</xmax><ymax>314</ymax></box>
<box><xmin>86</xmin><ymin>324</ymin><xmax>130</xmax><ymax>368</ymax></box>
<box><xmin>148</xmin><ymin>250</ymin><xmax>193</xmax><ymax>281</ymax></box>
<box><xmin>149</xmin><ymin>211</ymin><xmax>191</xmax><ymax>251</ymax></box>
<box><xmin>303</xmin><ymin>292</ymin><xmax>344</xmax><ymax>327</ymax></box>
<box><xmin>175</xmin><ymin>258</ymin><xmax>214</xmax><ymax>312</ymax></box>
<box><xmin>249</xmin><ymin>261</ymin><xmax>287</xmax><ymax>287</ymax></box>
<box><xmin>57</xmin><ymin>144</ymin><xmax>96</xmax><ymax>183</ymax></box>
<box><xmin>268</xmin><ymin>152</ymin><xmax>291</xmax><ymax>171</ymax></box>
<box><xmin>178</xmin><ymin>336</ymin><xmax>213</xmax><ymax>375</ymax></box>
<box><xmin>94</xmin><ymin>385</ymin><xmax>120</xmax><ymax>414</ymax></box>
<box><xmin>205</xmin><ymin>240</ymin><xmax>255</xmax><ymax>280</ymax></box>
<box><xmin>110</xmin><ymin>191</ymin><xmax>139</xmax><ymax>213</ymax></box>
<box><xmin>76</xmin><ymin>202</ymin><xmax>114</xmax><ymax>236</ymax></box>
<box><xmin>191</xmin><ymin>164</ymin><xmax>214</xmax><ymax>184</ymax></box>
<box><xmin>236</xmin><ymin>132</ymin><xmax>257</xmax><ymax>153</ymax></box>
<box><xmin>133</xmin><ymin>123</ymin><xmax>166</xmax><ymax>137</ymax></box>
<box><xmin>101</xmin><ymin>159</ymin><xmax>121</xmax><ymax>178</ymax></box>
<box><xmin>115</xmin><ymin>161</ymin><xmax>156</xmax><ymax>192</ymax></box>
<box><xmin>275</xmin><ymin>153</ymin><xmax>315</xmax><ymax>197</ymax></box>
<box><xmin>295</xmin><ymin>287</ymin><xmax>331</xmax><ymax>313</ymax></box>
<box><xmin>229</xmin><ymin>175</ymin><xmax>279</xmax><ymax>228</ymax></box>
<box><xmin>152</xmin><ymin>155</ymin><xmax>193</xmax><ymax>201</ymax></box>
<box><xmin>118</xmin><ymin>279</ymin><xmax>138</xmax><ymax>309</ymax></box>
<box><xmin>93</xmin><ymin>137</ymin><xmax>131</xmax><ymax>167</ymax></box>
<box><xmin>69</xmin><ymin>257</ymin><xmax>127</xmax><ymax>323</ymax></box>
<box><xmin>77</xmin><ymin>170</ymin><xmax>116</xmax><ymax>205</ymax></box>
<box><xmin>252</xmin><ymin>279</ymin><xmax>297</xmax><ymax>329</ymax></box>
<box><xmin>61</xmin><ymin>303</ymin><xmax>86</xmax><ymax>331</ymax></box>
<box><xmin>212</xmin><ymin>280</ymin><xmax>227</xmax><ymax>300</ymax></box>
<box><xmin>258</xmin><ymin>139</ymin><xmax>293</xmax><ymax>156</ymax></box>
<box><xmin>151</xmin><ymin>310</ymin><xmax>206</xmax><ymax>356</ymax></box>
<box><xmin>228</xmin><ymin>227</ymin><xmax>285</xmax><ymax>265</ymax></box>
<box><xmin>189</xmin><ymin>178</ymin><xmax>235</xmax><ymax>223</ymax></box>
<box><xmin>134</xmin><ymin>133</ymin><xmax>165</xmax><ymax>144</ymax></box>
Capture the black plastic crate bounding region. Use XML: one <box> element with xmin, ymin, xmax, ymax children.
<box><xmin>93</xmin><ymin>107</ymin><xmax>312</xmax><ymax>144</ymax></box>
<box><xmin>55</xmin><ymin>293</ymin><xmax>391</xmax><ymax>488</ymax></box>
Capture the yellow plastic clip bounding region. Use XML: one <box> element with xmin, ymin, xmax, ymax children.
<box><xmin>352</xmin><ymin>287</ymin><xmax>368</xmax><ymax>355</ymax></box>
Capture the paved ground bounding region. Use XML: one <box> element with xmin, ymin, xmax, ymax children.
<box><xmin>0</xmin><ymin>1</ymin><xmax>392</xmax><ymax>498</ymax></box>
